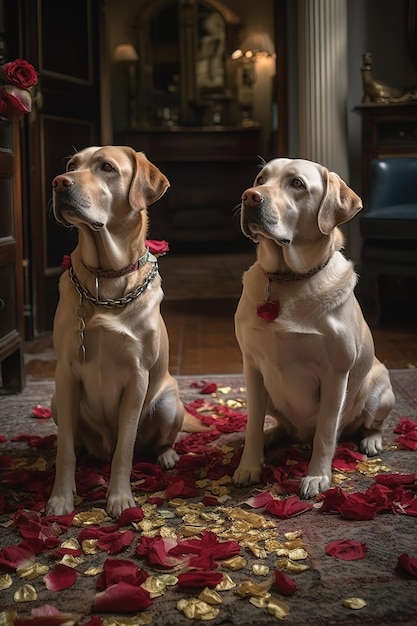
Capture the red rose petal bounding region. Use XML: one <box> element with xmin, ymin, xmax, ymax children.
<box><xmin>98</xmin><ymin>529</ymin><xmax>135</xmax><ymax>555</ymax></box>
<box><xmin>31</xmin><ymin>405</ymin><xmax>52</xmax><ymax>419</ymax></box>
<box><xmin>325</xmin><ymin>539</ymin><xmax>367</xmax><ymax>561</ymax></box>
<box><xmin>94</xmin><ymin>581</ymin><xmax>152</xmax><ymax>613</ymax></box>
<box><xmin>177</xmin><ymin>571</ymin><xmax>224</xmax><ymax>588</ymax></box>
<box><xmin>97</xmin><ymin>557</ymin><xmax>148</xmax><ymax>590</ymax></box>
<box><xmin>397</xmin><ymin>553</ymin><xmax>417</xmax><ymax>577</ymax></box>
<box><xmin>274</xmin><ymin>570</ymin><xmax>297</xmax><ymax>595</ymax></box>
<box><xmin>118</xmin><ymin>506</ymin><xmax>144</xmax><ymax>526</ymax></box>
<box><xmin>44</xmin><ymin>564</ymin><xmax>77</xmax><ymax>590</ymax></box>
<box><xmin>264</xmin><ymin>495</ymin><xmax>313</xmax><ymax>518</ymax></box>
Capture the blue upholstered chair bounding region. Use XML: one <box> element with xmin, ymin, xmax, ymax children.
<box><xmin>357</xmin><ymin>157</ymin><xmax>417</xmax><ymax>326</ymax></box>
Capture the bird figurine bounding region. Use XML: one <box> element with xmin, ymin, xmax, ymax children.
<box><xmin>361</xmin><ymin>52</ymin><xmax>404</xmax><ymax>103</ymax></box>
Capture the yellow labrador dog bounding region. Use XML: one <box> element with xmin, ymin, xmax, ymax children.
<box><xmin>233</xmin><ymin>158</ymin><xmax>395</xmax><ymax>498</ymax></box>
<box><xmin>46</xmin><ymin>145</ymin><xmax>190</xmax><ymax>518</ymax></box>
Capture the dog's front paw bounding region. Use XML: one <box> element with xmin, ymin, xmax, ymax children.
<box><xmin>158</xmin><ymin>447</ymin><xmax>179</xmax><ymax>470</ymax></box>
<box><xmin>232</xmin><ymin>463</ymin><xmax>263</xmax><ymax>487</ymax></box>
<box><xmin>46</xmin><ymin>493</ymin><xmax>75</xmax><ymax>517</ymax></box>
<box><xmin>106</xmin><ymin>491</ymin><xmax>136</xmax><ymax>519</ymax></box>
<box><xmin>300</xmin><ymin>474</ymin><xmax>332</xmax><ymax>499</ymax></box>
<box><xmin>360</xmin><ymin>430</ymin><xmax>383</xmax><ymax>457</ymax></box>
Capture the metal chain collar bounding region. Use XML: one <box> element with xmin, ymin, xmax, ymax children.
<box><xmin>69</xmin><ymin>259</ymin><xmax>159</xmax><ymax>308</ymax></box>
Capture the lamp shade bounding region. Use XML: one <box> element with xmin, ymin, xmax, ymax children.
<box><xmin>231</xmin><ymin>32</ymin><xmax>275</xmax><ymax>60</ymax></box>
<box><xmin>113</xmin><ymin>43</ymin><xmax>139</xmax><ymax>62</ymax></box>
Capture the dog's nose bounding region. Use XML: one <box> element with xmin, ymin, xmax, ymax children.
<box><xmin>242</xmin><ymin>188</ymin><xmax>264</xmax><ymax>207</ymax></box>
<box><xmin>52</xmin><ymin>174</ymin><xmax>75</xmax><ymax>192</ymax></box>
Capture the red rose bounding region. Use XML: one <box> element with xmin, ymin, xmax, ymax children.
<box><xmin>1</xmin><ymin>58</ymin><xmax>38</xmax><ymax>89</ymax></box>
<box><xmin>256</xmin><ymin>300</ymin><xmax>280</xmax><ymax>322</ymax></box>
<box><xmin>145</xmin><ymin>239</ymin><xmax>169</xmax><ymax>256</ymax></box>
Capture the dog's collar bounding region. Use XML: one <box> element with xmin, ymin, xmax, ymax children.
<box><xmin>69</xmin><ymin>258</ymin><xmax>158</xmax><ymax>308</ymax></box>
<box><xmin>262</xmin><ymin>258</ymin><xmax>330</xmax><ymax>283</ymax></box>
<box><xmin>81</xmin><ymin>248</ymin><xmax>151</xmax><ymax>278</ymax></box>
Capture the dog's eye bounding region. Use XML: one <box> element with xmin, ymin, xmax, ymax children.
<box><xmin>291</xmin><ymin>178</ymin><xmax>305</xmax><ymax>189</ymax></box>
<box><xmin>102</xmin><ymin>162</ymin><xmax>115</xmax><ymax>172</ymax></box>
<box><xmin>256</xmin><ymin>175</ymin><xmax>264</xmax><ymax>185</ymax></box>
<box><xmin>67</xmin><ymin>163</ymin><xmax>75</xmax><ymax>172</ymax></box>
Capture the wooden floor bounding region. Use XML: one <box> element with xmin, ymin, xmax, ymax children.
<box><xmin>24</xmin><ymin>297</ymin><xmax>417</xmax><ymax>379</ymax></box>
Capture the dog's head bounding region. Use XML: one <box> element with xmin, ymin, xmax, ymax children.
<box><xmin>52</xmin><ymin>145</ymin><xmax>170</xmax><ymax>233</ymax></box>
<box><xmin>240</xmin><ymin>158</ymin><xmax>362</xmax><ymax>272</ymax></box>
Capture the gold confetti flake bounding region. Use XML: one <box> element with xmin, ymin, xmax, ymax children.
<box><xmin>72</xmin><ymin>508</ymin><xmax>111</xmax><ymax>527</ymax></box>
<box><xmin>61</xmin><ymin>538</ymin><xmax>82</xmax><ymax>550</ymax></box>
<box><xmin>287</xmin><ymin>548</ymin><xmax>308</xmax><ymax>561</ymax></box>
<box><xmin>83</xmin><ymin>566</ymin><xmax>103</xmax><ymax>576</ymax></box>
<box><xmin>198</xmin><ymin>587</ymin><xmax>223</xmax><ymax>605</ymax></box>
<box><xmin>265</xmin><ymin>539</ymin><xmax>286</xmax><ymax>553</ymax></box>
<box><xmin>343</xmin><ymin>597</ymin><xmax>367</xmax><ymax>610</ymax></box>
<box><xmin>276</xmin><ymin>558</ymin><xmax>310</xmax><ymax>573</ymax></box>
<box><xmin>60</xmin><ymin>554</ymin><xmax>84</xmax><ymax>568</ymax></box>
<box><xmin>217</xmin><ymin>386</ymin><xmax>232</xmax><ymax>394</ymax></box>
<box><xmin>82</xmin><ymin>539</ymin><xmax>101</xmax><ymax>554</ymax></box>
<box><xmin>284</xmin><ymin>530</ymin><xmax>302</xmax><ymax>541</ymax></box>
<box><xmin>157</xmin><ymin>574</ymin><xmax>178</xmax><ymax>586</ymax></box>
<box><xmin>17</xmin><ymin>562</ymin><xmax>49</xmax><ymax>580</ymax></box>
<box><xmin>158</xmin><ymin>509</ymin><xmax>176</xmax><ymax>519</ymax></box>
<box><xmin>267</xmin><ymin>598</ymin><xmax>290</xmax><ymax>619</ymax></box>
<box><xmin>284</xmin><ymin>538</ymin><xmax>305</xmax><ymax>550</ymax></box>
<box><xmin>178</xmin><ymin>525</ymin><xmax>203</xmax><ymax>537</ymax></box>
<box><xmin>103</xmin><ymin>616</ymin><xmax>152</xmax><ymax>626</ymax></box>
<box><xmin>333</xmin><ymin>472</ymin><xmax>349</xmax><ymax>484</ymax></box>
<box><xmin>356</xmin><ymin>459</ymin><xmax>391</xmax><ymax>477</ymax></box>
<box><xmin>141</xmin><ymin>576</ymin><xmax>167</xmax><ymax>598</ymax></box>
<box><xmin>159</xmin><ymin>525</ymin><xmax>177</xmax><ymax>539</ymax></box>
<box><xmin>215</xmin><ymin>573</ymin><xmax>236</xmax><ymax>591</ymax></box>
<box><xmin>236</xmin><ymin>580</ymin><xmax>272</xmax><ymax>598</ymax></box>
<box><xmin>0</xmin><ymin>574</ymin><xmax>12</xmax><ymax>590</ymax></box>
<box><xmin>13</xmin><ymin>584</ymin><xmax>37</xmax><ymax>603</ymax></box>
<box><xmin>252</xmin><ymin>563</ymin><xmax>270</xmax><ymax>576</ymax></box>
<box><xmin>177</xmin><ymin>598</ymin><xmax>220</xmax><ymax>620</ymax></box>
<box><xmin>249</xmin><ymin>595</ymin><xmax>270</xmax><ymax>609</ymax></box>
<box><xmin>0</xmin><ymin>611</ymin><xmax>17</xmax><ymax>626</ymax></box>
<box><xmin>221</xmin><ymin>555</ymin><xmax>247</xmax><ymax>571</ymax></box>
<box><xmin>247</xmin><ymin>543</ymin><xmax>268</xmax><ymax>559</ymax></box>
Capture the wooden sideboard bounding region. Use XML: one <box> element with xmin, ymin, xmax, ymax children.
<box><xmin>355</xmin><ymin>103</ymin><xmax>417</xmax><ymax>203</ymax></box>
<box><xmin>117</xmin><ymin>126</ymin><xmax>263</xmax><ymax>252</ymax></box>
<box><xmin>0</xmin><ymin>117</ymin><xmax>25</xmax><ymax>392</ymax></box>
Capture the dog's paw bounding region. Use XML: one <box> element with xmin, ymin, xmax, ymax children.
<box><xmin>106</xmin><ymin>492</ymin><xmax>136</xmax><ymax>519</ymax></box>
<box><xmin>300</xmin><ymin>474</ymin><xmax>332</xmax><ymax>499</ymax></box>
<box><xmin>46</xmin><ymin>494</ymin><xmax>75</xmax><ymax>517</ymax></box>
<box><xmin>158</xmin><ymin>447</ymin><xmax>179</xmax><ymax>470</ymax></box>
<box><xmin>360</xmin><ymin>431</ymin><xmax>383</xmax><ymax>457</ymax></box>
<box><xmin>232</xmin><ymin>464</ymin><xmax>263</xmax><ymax>487</ymax></box>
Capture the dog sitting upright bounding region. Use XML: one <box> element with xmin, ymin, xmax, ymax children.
<box><xmin>232</xmin><ymin>158</ymin><xmax>395</xmax><ymax>498</ymax></box>
<box><xmin>46</xmin><ymin>145</ymin><xmax>188</xmax><ymax>518</ymax></box>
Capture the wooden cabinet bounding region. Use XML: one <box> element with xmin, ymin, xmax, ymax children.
<box><xmin>118</xmin><ymin>126</ymin><xmax>262</xmax><ymax>251</ymax></box>
<box><xmin>0</xmin><ymin>117</ymin><xmax>25</xmax><ymax>392</ymax></box>
<box><xmin>355</xmin><ymin>103</ymin><xmax>417</xmax><ymax>202</ymax></box>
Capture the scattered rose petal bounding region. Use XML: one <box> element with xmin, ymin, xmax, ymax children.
<box><xmin>118</xmin><ymin>506</ymin><xmax>144</xmax><ymax>526</ymax></box>
<box><xmin>325</xmin><ymin>539</ymin><xmax>367</xmax><ymax>561</ymax></box>
<box><xmin>94</xmin><ymin>581</ymin><xmax>152</xmax><ymax>612</ymax></box>
<box><xmin>274</xmin><ymin>570</ymin><xmax>297</xmax><ymax>595</ymax></box>
<box><xmin>177</xmin><ymin>571</ymin><xmax>224</xmax><ymax>588</ymax></box>
<box><xmin>44</xmin><ymin>564</ymin><xmax>77</xmax><ymax>591</ymax></box>
<box><xmin>397</xmin><ymin>553</ymin><xmax>417</xmax><ymax>577</ymax></box>
<box><xmin>264</xmin><ymin>495</ymin><xmax>313</xmax><ymax>518</ymax></box>
<box><xmin>31</xmin><ymin>405</ymin><xmax>52</xmax><ymax>419</ymax></box>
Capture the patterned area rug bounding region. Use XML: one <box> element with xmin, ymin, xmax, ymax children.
<box><xmin>0</xmin><ymin>370</ymin><xmax>416</xmax><ymax>625</ymax></box>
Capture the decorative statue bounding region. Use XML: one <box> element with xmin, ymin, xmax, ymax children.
<box><xmin>361</xmin><ymin>52</ymin><xmax>417</xmax><ymax>104</ymax></box>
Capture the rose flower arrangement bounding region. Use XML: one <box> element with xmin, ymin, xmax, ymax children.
<box><xmin>0</xmin><ymin>57</ymin><xmax>38</xmax><ymax>119</ymax></box>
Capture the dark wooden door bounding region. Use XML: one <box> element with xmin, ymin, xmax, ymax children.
<box><xmin>23</xmin><ymin>0</ymin><xmax>104</xmax><ymax>336</ymax></box>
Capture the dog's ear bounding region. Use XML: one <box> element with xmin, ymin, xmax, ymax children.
<box><xmin>317</xmin><ymin>169</ymin><xmax>362</xmax><ymax>235</ymax></box>
<box><xmin>129</xmin><ymin>151</ymin><xmax>170</xmax><ymax>210</ymax></box>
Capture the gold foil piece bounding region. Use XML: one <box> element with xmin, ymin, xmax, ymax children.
<box><xmin>17</xmin><ymin>562</ymin><xmax>49</xmax><ymax>580</ymax></box>
<box><xmin>72</xmin><ymin>508</ymin><xmax>111</xmax><ymax>527</ymax></box>
<box><xmin>215</xmin><ymin>573</ymin><xmax>236</xmax><ymax>591</ymax></box>
<box><xmin>83</xmin><ymin>566</ymin><xmax>103</xmax><ymax>576</ymax></box>
<box><xmin>221</xmin><ymin>555</ymin><xmax>247</xmax><ymax>570</ymax></box>
<box><xmin>284</xmin><ymin>530</ymin><xmax>302</xmax><ymax>540</ymax></box>
<box><xmin>276</xmin><ymin>558</ymin><xmax>310</xmax><ymax>573</ymax></box>
<box><xmin>13</xmin><ymin>584</ymin><xmax>37</xmax><ymax>602</ymax></box>
<box><xmin>249</xmin><ymin>595</ymin><xmax>271</xmax><ymax>609</ymax></box>
<box><xmin>236</xmin><ymin>580</ymin><xmax>271</xmax><ymax>598</ymax></box>
<box><xmin>198</xmin><ymin>587</ymin><xmax>223</xmax><ymax>605</ymax></box>
<box><xmin>0</xmin><ymin>611</ymin><xmax>17</xmax><ymax>626</ymax></box>
<box><xmin>343</xmin><ymin>597</ymin><xmax>367</xmax><ymax>609</ymax></box>
<box><xmin>267</xmin><ymin>598</ymin><xmax>290</xmax><ymax>619</ymax></box>
<box><xmin>60</xmin><ymin>554</ymin><xmax>84</xmax><ymax>568</ymax></box>
<box><xmin>61</xmin><ymin>538</ymin><xmax>82</xmax><ymax>550</ymax></box>
<box><xmin>247</xmin><ymin>543</ymin><xmax>268</xmax><ymax>559</ymax></box>
<box><xmin>177</xmin><ymin>598</ymin><xmax>220</xmax><ymax>620</ymax></box>
<box><xmin>287</xmin><ymin>548</ymin><xmax>308</xmax><ymax>561</ymax></box>
<box><xmin>82</xmin><ymin>539</ymin><xmax>101</xmax><ymax>554</ymax></box>
<box><xmin>252</xmin><ymin>563</ymin><xmax>270</xmax><ymax>576</ymax></box>
<box><xmin>356</xmin><ymin>459</ymin><xmax>390</xmax><ymax>477</ymax></box>
<box><xmin>157</xmin><ymin>574</ymin><xmax>178</xmax><ymax>586</ymax></box>
<box><xmin>141</xmin><ymin>576</ymin><xmax>166</xmax><ymax>598</ymax></box>
<box><xmin>103</xmin><ymin>616</ymin><xmax>152</xmax><ymax>626</ymax></box>
<box><xmin>178</xmin><ymin>525</ymin><xmax>203</xmax><ymax>537</ymax></box>
<box><xmin>0</xmin><ymin>574</ymin><xmax>12</xmax><ymax>590</ymax></box>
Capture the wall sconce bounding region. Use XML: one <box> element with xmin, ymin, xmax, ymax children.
<box><xmin>231</xmin><ymin>32</ymin><xmax>275</xmax><ymax>126</ymax></box>
<box><xmin>114</xmin><ymin>43</ymin><xmax>139</xmax><ymax>128</ymax></box>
